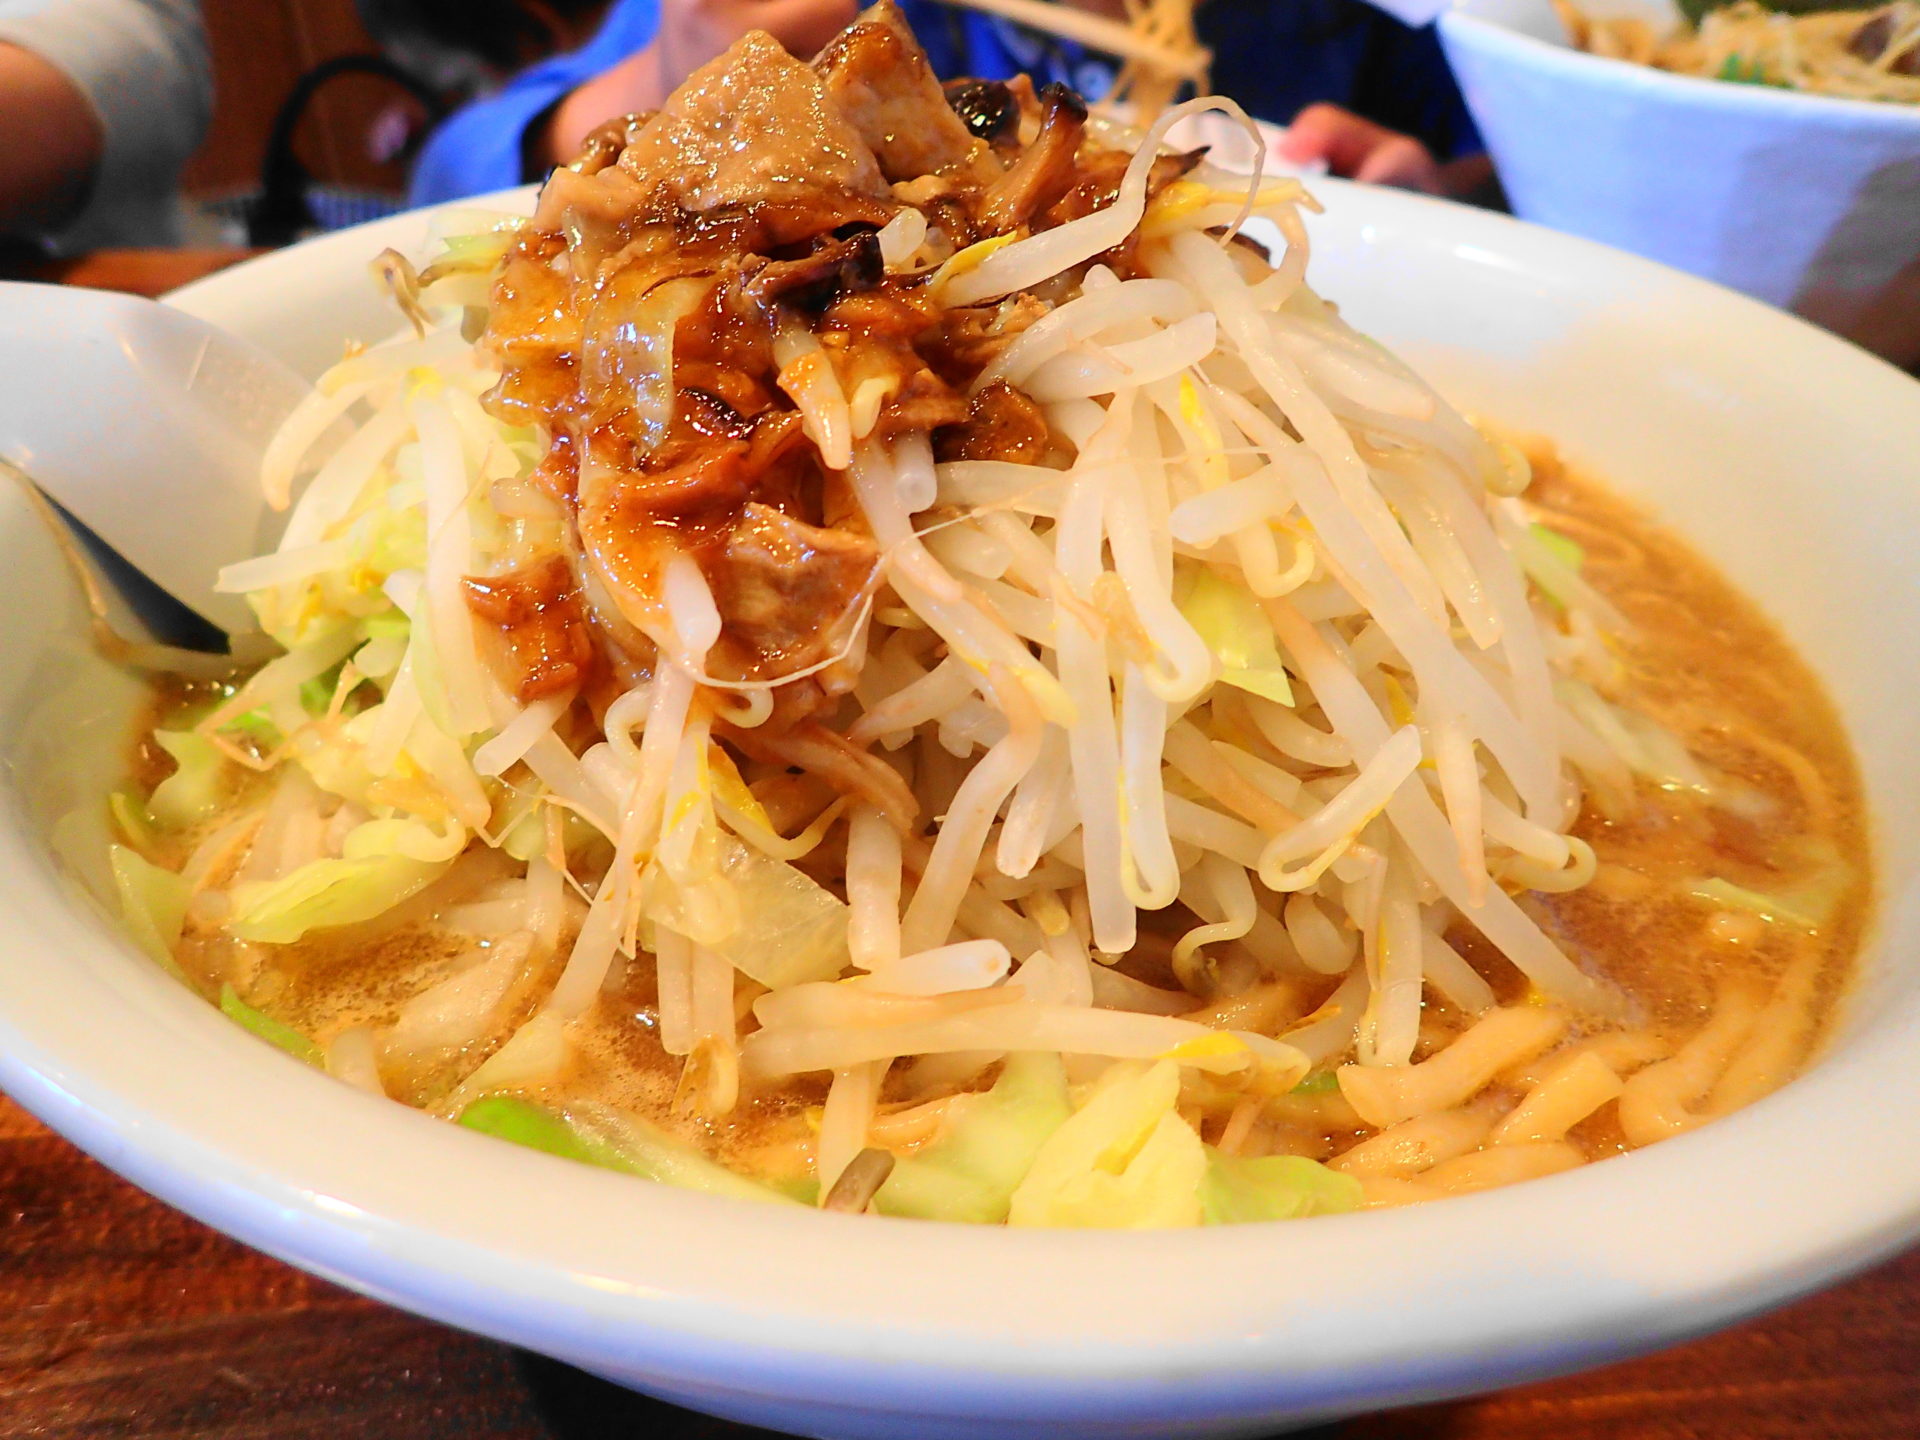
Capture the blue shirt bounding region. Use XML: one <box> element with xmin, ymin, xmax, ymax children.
<box><xmin>408</xmin><ymin>0</ymin><xmax>1477</xmax><ymax>206</ymax></box>
<box><xmin>408</xmin><ymin>0</ymin><xmax>661</xmax><ymax>206</ymax></box>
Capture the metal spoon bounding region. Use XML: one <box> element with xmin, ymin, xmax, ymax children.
<box><xmin>0</xmin><ymin>281</ymin><xmax>314</xmax><ymax>642</ymax></box>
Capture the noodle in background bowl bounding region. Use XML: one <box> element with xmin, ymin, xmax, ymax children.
<box><xmin>2</xmin><ymin>182</ymin><xmax>1919</xmax><ymax>1438</ymax></box>
<box><xmin>1438</xmin><ymin>0</ymin><xmax>1920</xmax><ymax>367</ymax></box>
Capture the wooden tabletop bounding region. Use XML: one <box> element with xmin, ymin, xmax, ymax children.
<box><xmin>3</xmin><ymin>250</ymin><xmax>1917</xmax><ymax>1440</ymax></box>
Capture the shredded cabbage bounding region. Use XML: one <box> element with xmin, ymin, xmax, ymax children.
<box><xmin>874</xmin><ymin>1052</ymin><xmax>1071</xmax><ymax>1223</ymax></box>
<box><xmin>254</xmin><ymin>498</ymin><xmax>425</xmax><ymax>651</ymax></box>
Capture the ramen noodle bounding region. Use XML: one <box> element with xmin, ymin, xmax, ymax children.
<box><xmin>1558</xmin><ymin>0</ymin><xmax>1920</xmax><ymax>105</ymax></box>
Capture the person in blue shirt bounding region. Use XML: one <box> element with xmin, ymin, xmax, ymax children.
<box><xmin>360</xmin><ymin>0</ymin><xmax>1485</xmax><ymax>207</ymax></box>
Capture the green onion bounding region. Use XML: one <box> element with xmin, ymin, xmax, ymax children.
<box><xmin>1291</xmin><ymin>1070</ymin><xmax>1341</xmax><ymax>1095</ymax></box>
<box><xmin>459</xmin><ymin>1095</ymin><xmax>800</xmax><ymax>1205</ymax></box>
<box><xmin>219</xmin><ymin>984</ymin><xmax>324</xmax><ymax>1067</ymax></box>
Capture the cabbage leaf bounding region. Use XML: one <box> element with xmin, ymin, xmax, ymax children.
<box><xmin>1178</xmin><ymin>567</ymin><xmax>1294</xmax><ymax>705</ymax></box>
<box><xmin>1007</xmin><ymin>1059</ymin><xmax>1208</xmax><ymax>1229</ymax></box>
<box><xmin>1685</xmin><ymin>876</ymin><xmax>1825</xmax><ymax>933</ymax></box>
<box><xmin>874</xmin><ymin>1052</ymin><xmax>1072</xmax><ymax>1223</ymax></box>
<box><xmin>225</xmin><ymin>818</ymin><xmax>462</xmax><ymax>944</ymax></box>
<box><xmin>148</xmin><ymin>730</ymin><xmax>227</xmax><ymax>829</ymax></box>
<box><xmin>109</xmin><ymin>791</ymin><xmax>156</xmax><ymax>850</ymax></box>
<box><xmin>109</xmin><ymin>844</ymin><xmax>188</xmax><ymax>975</ymax></box>
<box><xmin>1199</xmin><ymin>1149</ymin><xmax>1362</xmax><ymax>1225</ymax></box>
<box><xmin>1523</xmin><ymin>522</ymin><xmax>1587</xmax><ymax>611</ymax></box>
<box><xmin>647</xmin><ymin>833</ymin><xmax>850</xmax><ymax>990</ymax></box>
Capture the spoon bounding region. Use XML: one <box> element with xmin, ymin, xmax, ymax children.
<box><xmin>0</xmin><ymin>281</ymin><xmax>314</xmax><ymax>641</ymax></box>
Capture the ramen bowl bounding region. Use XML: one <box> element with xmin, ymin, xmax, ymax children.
<box><xmin>1438</xmin><ymin>0</ymin><xmax>1920</xmax><ymax>366</ymax></box>
<box><xmin>2</xmin><ymin>183</ymin><xmax>1918</xmax><ymax>1439</ymax></box>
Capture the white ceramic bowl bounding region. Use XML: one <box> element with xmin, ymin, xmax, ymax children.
<box><xmin>1438</xmin><ymin>0</ymin><xmax>1920</xmax><ymax>363</ymax></box>
<box><xmin>3</xmin><ymin>183</ymin><xmax>1920</xmax><ymax>1440</ymax></box>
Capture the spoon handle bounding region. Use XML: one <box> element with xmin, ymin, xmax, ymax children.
<box><xmin>0</xmin><ymin>281</ymin><xmax>312</xmax><ymax>635</ymax></box>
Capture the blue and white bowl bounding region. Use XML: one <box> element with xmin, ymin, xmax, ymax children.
<box><xmin>1439</xmin><ymin>0</ymin><xmax>1920</xmax><ymax>362</ymax></box>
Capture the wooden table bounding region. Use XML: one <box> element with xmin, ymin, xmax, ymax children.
<box><xmin>3</xmin><ymin>250</ymin><xmax>1917</xmax><ymax>1440</ymax></box>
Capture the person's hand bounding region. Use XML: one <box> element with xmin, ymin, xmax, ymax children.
<box><xmin>1277</xmin><ymin>103</ymin><xmax>1443</xmax><ymax>195</ymax></box>
<box><xmin>539</xmin><ymin>0</ymin><xmax>858</xmax><ymax>170</ymax></box>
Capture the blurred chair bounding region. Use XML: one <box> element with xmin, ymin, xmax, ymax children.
<box><xmin>182</xmin><ymin>0</ymin><xmax>444</xmax><ymax>247</ymax></box>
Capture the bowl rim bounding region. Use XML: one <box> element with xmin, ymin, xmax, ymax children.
<box><xmin>1440</xmin><ymin>0</ymin><xmax>1920</xmax><ymax>131</ymax></box>
<box><xmin>3</xmin><ymin>178</ymin><xmax>1920</xmax><ymax>1423</ymax></box>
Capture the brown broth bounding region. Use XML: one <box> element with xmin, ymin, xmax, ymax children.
<box><xmin>1533</xmin><ymin>467</ymin><xmax>1869</xmax><ymax>1046</ymax></box>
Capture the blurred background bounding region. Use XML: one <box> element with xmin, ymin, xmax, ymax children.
<box><xmin>174</xmin><ymin>0</ymin><xmax>431</xmax><ymax>245</ymax></box>
<box><xmin>145</xmin><ymin>0</ymin><xmax>1920</xmax><ymax>368</ymax></box>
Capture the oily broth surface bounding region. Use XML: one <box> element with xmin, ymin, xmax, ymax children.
<box><xmin>1506</xmin><ymin>465</ymin><xmax>1871</xmax><ymax>1160</ymax></box>
<box><xmin>1531</xmin><ymin>465</ymin><xmax>1869</xmax><ymax>1043</ymax></box>
<box><xmin>139</xmin><ymin>460</ymin><xmax>1872</xmax><ymax>1190</ymax></box>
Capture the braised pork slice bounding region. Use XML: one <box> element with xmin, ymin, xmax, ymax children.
<box><xmin>482</xmin><ymin>8</ymin><xmax>1142</xmax><ymax>722</ymax></box>
<box><xmin>618</xmin><ymin>32</ymin><xmax>890</xmax><ymax>222</ymax></box>
<box><xmin>713</xmin><ymin>503</ymin><xmax>879</xmax><ymax>677</ymax></box>
<box><xmin>463</xmin><ymin>554</ymin><xmax>599</xmax><ymax>702</ymax></box>
<box><xmin>815</xmin><ymin>0</ymin><xmax>1000</xmax><ymax>185</ymax></box>
<box><xmin>935</xmin><ymin>380</ymin><xmax>1054</xmax><ymax>464</ymax></box>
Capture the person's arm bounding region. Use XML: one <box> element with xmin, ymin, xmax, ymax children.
<box><xmin>538</xmin><ymin>40</ymin><xmax>664</xmax><ymax>167</ymax></box>
<box><xmin>0</xmin><ymin>0</ymin><xmax>211</xmax><ymax>246</ymax></box>
<box><xmin>0</xmin><ymin>40</ymin><xmax>102</xmax><ymax>231</ymax></box>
